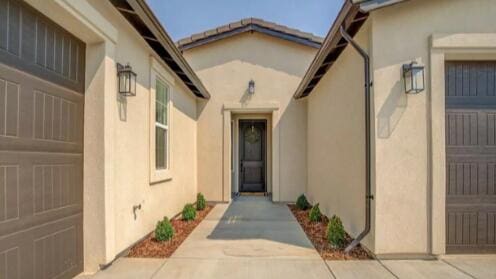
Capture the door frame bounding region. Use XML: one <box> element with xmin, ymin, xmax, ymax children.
<box><xmin>222</xmin><ymin>102</ymin><xmax>280</xmax><ymax>202</ymax></box>
<box><xmin>238</xmin><ymin>119</ymin><xmax>267</xmax><ymax>193</ymax></box>
<box><xmin>430</xmin><ymin>33</ymin><xmax>496</xmax><ymax>255</ymax></box>
<box><xmin>231</xmin><ymin>113</ymin><xmax>273</xmax><ymax>197</ymax></box>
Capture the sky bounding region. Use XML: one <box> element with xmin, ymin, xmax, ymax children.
<box><xmin>147</xmin><ymin>0</ymin><xmax>344</xmax><ymax>41</ymax></box>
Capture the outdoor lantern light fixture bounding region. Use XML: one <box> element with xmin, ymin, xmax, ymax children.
<box><xmin>117</xmin><ymin>63</ymin><xmax>137</xmax><ymax>96</ymax></box>
<box><xmin>248</xmin><ymin>79</ymin><xmax>255</xmax><ymax>95</ymax></box>
<box><xmin>402</xmin><ymin>61</ymin><xmax>425</xmax><ymax>94</ymax></box>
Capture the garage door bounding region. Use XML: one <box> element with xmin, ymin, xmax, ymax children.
<box><xmin>0</xmin><ymin>0</ymin><xmax>85</xmax><ymax>278</ymax></box>
<box><xmin>446</xmin><ymin>61</ymin><xmax>496</xmax><ymax>253</ymax></box>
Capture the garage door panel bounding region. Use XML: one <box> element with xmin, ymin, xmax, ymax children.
<box><xmin>445</xmin><ymin>110</ymin><xmax>479</xmax><ymax>146</ymax></box>
<box><xmin>488</xmin><ymin>213</ymin><xmax>496</xmax><ymax>244</ymax></box>
<box><xmin>445</xmin><ymin>109</ymin><xmax>496</xmax><ymax>147</ymax></box>
<box><xmin>0</xmin><ymin>0</ymin><xmax>85</xmax><ymax>93</ymax></box>
<box><xmin>446</xmin><ymin>156</ymin><xmax>496</xmax><ymax>196</ymax></box>
<box><xmin>446</xmin><ymin>210</ymin><xmax>495</xmax><ymax>249</ymax></box>
<box><xmin>0</xmin><ymin>214</ymin><xmax>82</xmax><ymax>279</ymax></box>
<box><xmin>446</xmin><ymin>61</ymin><xmax>496</xmax><ymax>253</ymax></box>
<box><xmin>0</xmin><ymin>151</ymin><xmax>82</xmax><ymax>237</ymax></box>
<box><xmin>0</xmin><ymin>64</ymin><xmax>84</xmax><ymax>154</ymax></box>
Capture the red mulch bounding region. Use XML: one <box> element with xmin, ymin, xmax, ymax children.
<box><xmin>288</xmin><ymin>204</ymin><xmax>372</xmax><ymax>260</ymax></box>
<box><xmin>127</xmin><ymin>205</ymin><xmax>214</xmax><ymax>258</ymax></box>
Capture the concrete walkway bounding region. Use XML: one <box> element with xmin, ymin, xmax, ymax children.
<box><xmin>78</xmin><ymin>197</ymin><xmax>496</xmax><ymax>279</ymax></box>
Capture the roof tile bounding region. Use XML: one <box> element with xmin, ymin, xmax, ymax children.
<box><xmin>177</xmin><ymin>17</ymin><xmax>323</xmax><ymax>50</ymax></box>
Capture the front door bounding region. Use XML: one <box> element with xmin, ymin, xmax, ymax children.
<box><xmin>239</xmin><ymin>120</ymin><xmax>266</xmax><ymax>192</ymax></box>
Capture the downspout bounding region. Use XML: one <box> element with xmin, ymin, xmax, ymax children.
<box><xmin>339</xmin><ymin>26</ymin><xmax>373</xmax><ymax>253</ymax></box>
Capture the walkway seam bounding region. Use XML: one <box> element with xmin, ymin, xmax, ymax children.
<box><xmin>377</xmin><ymin>259</ymin><xmax>400</xmax><ymax>279</ymax></box>
<box><xmin>441</xmin><ymin>259</ymin><xmax>477</xmax><ymax>279</ymax></box>
<box><xmin>150</xmin><ymin>259</ymin><xmax>168</xmax><ymax>279</ymax></box>
<box><xmin>322</xmin><ymin>260</ymin><xmax>337</xmax><ymax>279</ymax></box>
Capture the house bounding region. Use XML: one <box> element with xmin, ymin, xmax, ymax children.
<box><xmin>0</xmin><ymin>0</ymin><xmax>495</xmax><ymax>278</ymax></box>
<box><xmin>178</xmin><ymin>18</ymin><xmax>321</xmax><ymax>202</ymax></box>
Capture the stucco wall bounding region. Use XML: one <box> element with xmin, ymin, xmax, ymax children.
<box><xmin>183</xmin><ymin>33</ymin><xmax>316</xmax><ymax>202</ymax></box>
<box><xmin>370</xmin><ymin>0</ymin><xmax>496</xmax><ymax>255</ymax></box>
<box><xmin>87</xmin><ymin>0</ymin><xmax>199</xmax><ymax>261</ymax></box>
<box><xmin>306</xmin><ymin>23</ymin><xmax>372</xmax><ymax>250</ymax></box>
<box><xmin>28</xmin><ymin>0</ymin><xmax>199</xmax><ymax>272</ymax></box>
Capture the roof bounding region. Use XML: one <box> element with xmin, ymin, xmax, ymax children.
<box><xmin>109</xmin><ymin>0</ymin><xmax>210</xmax><ymax>99</ymax></box>
<box><xmin>294</xmin><ymin>0</ymin><xmax>409</xmax><ymax>99</ymax></box>
<box><xmin>176</xmin><ymin>18</ymin><xmax>324</xmax><ymax>51</ymax></box>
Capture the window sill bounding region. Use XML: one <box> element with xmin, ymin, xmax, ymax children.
<box><xmin>150</xmin><ymin>169</ymin><xmax>172</xmax><ymax>185</ymax></box>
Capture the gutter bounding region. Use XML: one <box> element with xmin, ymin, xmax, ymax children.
<box><xmin>357</xmin><ymin>0</ymin><xmax>409</xmax><ymax>12</ymax></box>
<box><xmin>339</xmin><ymin>26</ymin><xmax>373</xmax><ymax>253</ymax></box>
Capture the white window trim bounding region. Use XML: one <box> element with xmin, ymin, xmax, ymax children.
<box><xmin>150</xmin><ymin>57</ymin><xmax>175</xmax><ymax>183</ymax></box>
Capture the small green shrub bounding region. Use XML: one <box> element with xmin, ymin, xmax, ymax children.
<box><xmin>182</xmin><ymin>203</ymin><xmax>196</xmax><ymax>221</ymax></box>
<box><xmin>327</xmin><ymin>215</ymin><xmax>346</xmax><ymax>248</ymax></box>
<box><xmin>196</xmin><ymin>193</ymin><xmax>206</xmax><ymax>211</ymax></box>
<box><xmin>155</xmin><ymin>217</ymin><xmax>174</xmax><ymax>241</ymax></box>
<box><xmin>308</xmin><ymin>203</ymin><xmax>322</xmax><ymax>222</ymax></box>
<box><xmin>296</xmin><ymin>194</ymin><xmax>311</xmax><ymax>210</ymax></box>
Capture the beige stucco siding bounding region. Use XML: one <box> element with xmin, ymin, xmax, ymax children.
<box><xmin>94</xmin><ymin>0</ymin><xmax>198</xmax><ymax>258</ymax></box>
<box><xmin>306</xmin><ymin>23</ymin><xmax>371</xmax><ymax>250</ymax></box>
<box><xmin>370</xmin><ymin>0</ymin><xmax>496</xmax><ymax>255</ymax></box>
<box><xmin>183</xmin><ymin>33</ymin><xmax>316</xmax><ymax>202</ymax></box>
<box><xmin>88</xmin><ymin>0</ymin><xmax>198</xmax><ymax>263</ymax></box>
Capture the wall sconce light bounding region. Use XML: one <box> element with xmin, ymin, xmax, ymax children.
<box><xmin>117</xmin><ymin>63</ymin><xmax>137</xmax><ymax>96</ymax></box>
<box><xmin>248</xmin><ymin>79</ymin><xmax>255</xmax><ymax>95</ymax></box>
<box><xmin>402</xmin><ymin>61</ymin><xmax>425</xmax><ymax>94</ymax></box>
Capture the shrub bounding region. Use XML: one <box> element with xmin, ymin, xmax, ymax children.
<box><xmin>182</xmin><ymin>203</ymin><xmax>196</xmax><ymax>221</ymax></box>
<box><xmin>327</xmin><ymin>215</ymin><xmax>346</xmax><ymax>248</ymax></box>
<box><xmin>196</xmin><ymin>193</ymin><xmax>206</xmax><ymax>211</ymax></box>
<box><xmin>155</xmin><ymin>217</ymin><xmax>174</xmax><ymax>241</ymax></box>
<box><xmin>308</xmin><ymin>203</ymin><xmax>322</xmax><ymax>222</ymax></box>
<box><xmin>296</xmin><ymin>194</ymin><xmax>311</xmax><ymax>210</ymax></box>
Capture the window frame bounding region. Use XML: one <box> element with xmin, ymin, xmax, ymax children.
<box><xmin>154</xmin><ymin>78</ymin><xmax>169</xmax><ymax>170</ymax></box>
<box><xmin>150</xmin><ymin>57</ymin><xmax>175</xmax><ymax>183</ymax></box>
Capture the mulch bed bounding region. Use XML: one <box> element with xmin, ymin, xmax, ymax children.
<box><xmin>288</xmin><ymin>204</ymin><xmax>372</xmax><ymax>260</ymax></box>
<box><xmin>127</xmin><ymin>205</ymin><xmax>214</xmax><ymax>258</ymax></box>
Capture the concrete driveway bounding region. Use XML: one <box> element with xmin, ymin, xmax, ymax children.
<box><xmin>77</xmin><ymin>196</ymin><xmax>496</xmax><ymax>279</ymax></box>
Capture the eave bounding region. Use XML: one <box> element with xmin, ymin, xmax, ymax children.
<box><xmin>177</xmin><ymin>18</ymin><xmax>323</xmax><ymax>51</ymax></box>
<box><xmin>109</xmin><ymin>0</ymin><xmax>210</xmax><ymax>99</ymax></box>
<box><xmin>293</xmin><ymin>0</ymin><xmax>410</xmax><ymax>99</ymax></box>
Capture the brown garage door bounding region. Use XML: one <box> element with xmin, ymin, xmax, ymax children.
<box><xmin>446</xmin><ymin>61</ymin><xmax>496</xmax><ymax>253</ymax></box>
<box><xmin>0</xmin><ymin>0</ymin><xmax>85</xmax><ymax>278</ymax></box>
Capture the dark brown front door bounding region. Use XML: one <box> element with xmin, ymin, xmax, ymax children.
<box><xmin>445</xmin><ymin>61</ymin><xmax>496</xmax><ymax>253</ymax></box>
<box><xmin>0</xmin><ymin>1</ymin><xmax>85</xmax><ymax>278</ymax></box>
<box><xmin>239</xmin><ymin>120</ymin><xmax>266</xmax><ymax>192</ymax></box>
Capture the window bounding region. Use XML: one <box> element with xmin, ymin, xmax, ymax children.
<box><xmin>150</xmin><ymin>58</ymin><xmax>174</xmax><ymax>183</ymax></box>
<box><xmin>155</xmin><ymin>79</ymin><xmax>169</xmax><ymax>169</ymax></box>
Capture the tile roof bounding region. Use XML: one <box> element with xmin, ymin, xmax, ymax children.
<box><xmin>177</xmin><ymin>18</ymin><xmax>324</xmax><ymax>51</ymax></box>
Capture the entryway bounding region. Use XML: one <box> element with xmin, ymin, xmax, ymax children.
<box><xmin>238</xmin><ymin>120</ymin><xmax>267</xmax><ymax>193</ymax></box>
<box><xmin>230</xmin><ymin>114</ymin><xmax>273</xmax><ymax>198</ymax></box>
<box><xmin>223</xmin><ymin>105</ymin><xmax>280</xmax><ymax>202</ymax></box>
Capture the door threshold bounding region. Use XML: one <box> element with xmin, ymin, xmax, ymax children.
<box><xmin>238</xmin><ymin>192</ymin><xmax>267</xmax><ymax>196</ymax></box>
